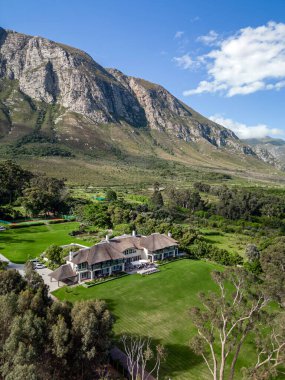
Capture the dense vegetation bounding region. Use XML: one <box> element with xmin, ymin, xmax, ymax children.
<box><xmin>0</xmin><ymin>160</ymin><xmax>83</xmax><ymax>219</ymax></box>
<box><xmin>0</xmin><ymin>263</ymin><xmax>113</xmax><ymax>380</ymax></box>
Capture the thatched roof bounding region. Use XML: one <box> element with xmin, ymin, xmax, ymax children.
<box><xmin>139</xmin><ymin>233</ymin><xmax>178</xmax><ymax>252</ymax></box>
<box><xmin>49</xmin><ymin>264</ymin><xmax>77</xmax><ymax>281</ymax></box>
<box><xmin>70</xmin><ymin>233</ymin><xmax>178</xmax><ymax>266</ymax></box>
<box><xmin>108</xmin><ymin>236</ymin><xmax>142</xmax><ymax>251</ymax></box>
<box><xmin>71</xmin><ymin>242</ymin><xmax>125</xmax><ymax>266</ymax></box>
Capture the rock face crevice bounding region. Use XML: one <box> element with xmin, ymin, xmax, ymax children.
<box><xmin>0</xmin><ymin>27</ymin><xmax>256</xmax><ymax>157</ymax></box>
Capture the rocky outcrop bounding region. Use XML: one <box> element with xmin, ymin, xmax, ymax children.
<box><xmin>0</xmin><ymin>28</ymin><xmax>146</xmax><ymax>127</ymax></box>
<box><xmin>0</xmin><ymin>27</ymin><xmax>256</xmax><ymax>157</ymax></box>
<box><xmin>108</xmin><ymin>68</ymin><xmax>253</xmax><ymax>155</ymax></box>
<box><xmin>244</xmin><ymin>138</ymin><xmax>285</xmax><ymax>169</ymax></box>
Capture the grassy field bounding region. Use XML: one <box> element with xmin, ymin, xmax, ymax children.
<box><xmin>200</xmin><ymin>229</ymin><xmax>254</xmax><ymax>257</ymax></box>
<box><xmin>0</xmin><ymin>222</ymin><xmax>91</xmax><ymax>263</ymax></box>
<box><xmin>54</xmin><ymin>260</ymin><xmax>256</xmax><ymax>380</ymax></box>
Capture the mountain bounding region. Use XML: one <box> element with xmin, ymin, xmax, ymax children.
<box><xmin>0</xmin><ymin>27</ymin><xmax>282</xmax><ymax>185</ymax></box>
<box><xmin>243</xmin><ymin>137</ymin><xmax>285</xmax><ymax>170</ymax></box>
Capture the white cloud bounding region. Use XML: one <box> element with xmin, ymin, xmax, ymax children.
<box><xmin>174</xmin><ymin>31</ymin><xmax>184</xmax><ymax>39</ymax></box>
<box><xmin>173</xmin><ymin>53</ymin><xmax>195</xmax><ymax>69</ymax></box>
<box><xmin>197</xmin><ymin>30</ymin><xmax>219</xmax><ymax>45</ymax></box>
<box><xmin>209</xmin><ymin>114</ymin><xmax>283</xmax><ymax>139</ymax></box>
<box><xmin>179</xmin><ymin>21</ymin><xmax>285</xmax><ymax>97</ymax></box>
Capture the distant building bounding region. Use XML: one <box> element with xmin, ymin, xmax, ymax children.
<box><xmin>49</xmin><ymin>232</ymin><xmax>178</xmax><ymax>284</ymax></box>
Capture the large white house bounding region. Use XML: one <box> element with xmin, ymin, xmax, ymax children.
<box><xmin>49</xmin><ymin>232</ymin><xmax>178</xmax><ymax>284</ymax></box>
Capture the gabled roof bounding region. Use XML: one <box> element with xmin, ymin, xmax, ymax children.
<box><xmin>71</xmin><ymin>241</ymin><xmax>125</xmax><ymax>266</ymax></box>
<box><xmin>108</xmin><ymin>236</ymin><xmax>143</xmax><ymax>251</ymax></box>
<box><xmin>69</xmin><ymin>233</ymin><xmax>178</xmax><ymax>266</ymax></box>
<box><xmin>139</xmin><ymin>233</ymin><xmax>178</xmax><ymax>252</ymax></box>
<box><xmin>49</xmin><ymin>264</ymin><xmax>77</xmax><ymax>281</ymax></box>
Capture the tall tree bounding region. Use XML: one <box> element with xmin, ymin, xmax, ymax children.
<box><xmin>245</xmin><ymin>244</ymin><xmax>260</xmax><ymax>262</ymax></box>
<box><xmin>0</xmin><ymin>270</ymin><xmax>26</xmax><ymax>295</ymax></box>
<box><xmin>190</xmin><ymin>268</ymin><xmax>271</xmax><ymax>380</ymax></box>
<box><xmin>105</xmin><ymin>189</ymin><xmax>117</xmax><ymax>202</ymax></box>
<box><xmin>0</xmin><ymin>160</ymin><xmax>32</xmax><ymax>204</ymax></box>
<box><xmin>21</xmin><ymin>175</ymin><xmax>67</xmax><ymax>217</ymax></box>
<box><xmin>246</xmin><ymin>312</ymin><xmax>285</xmax><ymax>379</ymax></box>
<box><xmin>260</xmin><ymin>237</ymin><xmax>285</xmax><ymax>306</ymax></box>
<box><xmin>71</xmin><ymin>299</ymin><xmax>113</xmax><ymax>376</ymax></box>
<box><xmin>121</xmin><ymin>335</ymin><xmax>166</xmax><ymax>380</ymax></box>
<box><xmin>151</xmin><ymin>189</ymin><xmax>164</xmax><ymax>209</ymax></box>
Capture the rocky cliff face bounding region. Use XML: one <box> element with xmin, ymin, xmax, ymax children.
<box><xmin>0</xmin><ymin>27</ymin><xmax>257</xmax><ymax>158</ymax></box>
<box><xmin>243</xmin><ymin>138</ymin><xmax>285</xmax><ymax>169</ymax></box>
<box><xmin>0</xmin><ymin>28</ymin><xmax>146</xmax><ymax>127</ymax></box>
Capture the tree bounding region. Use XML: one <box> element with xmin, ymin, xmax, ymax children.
<box><xmin>0</xmin><ymin>269</ymin><xmax>114</xmax><ymax>379</ymax></box>
<box><xmin>71</xmin><ymin>299</ymin><xmax>113</xmax><ymax>373</ymax></box>
<box><xmin>105</xmin><ymin>189</ymin><xmax>117</xmax><ymax>202</ymax></box>
<box><xmin>121</xmin><ymin>335</ymin><xmax>166</xmax><ymax>380</ymax></box>
<box><xmin>45</xmin><ymin>244</ymin><xmax>64</xmax><ymax>265</ymax></box>
<box><xmin>21</xmin><ymin>175</ymin><xmax>67</xmax><ymax>217</ymax></box>
<box><xmin>75</xmin><ymin>203</ymin><xmax>112</xmax><ymax>228</ymax></box>
<box><xmin>0</xmin><ymin>160</ymin><xmax>32</xmax><ymax>205</ymax></box>
<box><xmin>246</xmin><ymin>312</ymin><xmax>285</xmax><ymax>380</ymax></box>
<box><xmin>260</xmin><ymin>237</ymin><xmax>285</xmax><ymax>306</ymax></box>
<box><xmin>1</xmin><ymin>311</ymin><xmax>46</xmax><ymax>379</ymax></box>
<box><xmin>5</xmin><ymin>364</ymin><xmax>38</xmax><ymax>380</ymax></box>
<box><xmin>245</xmin><ymin>244</ymin><xmax>260</xmax><ymax>262</ymax></box>
<box><xmin>51</xmin><ymin>315</ymin><xmax>71</xmax><ymax>358</ymax></box>
<box><xmin>0</xmin><ymin>293</ymin><xmax>18</xmax><ymax>349</ymax></box>
<box><xmin>0</xmin><ymin>269</ymin><xmax>26</xmax><ymax>295</ymax></box>
<box><xmin>151</xmin><ymin>190</ymin><xmax>164</xmax><ymax>209</ymax></box>
<box><xmin>193</xmin><ymin>182</ymin><xmax>211</xmax><ymax>193</ymax></box>
<box><xmin>166</xmin><ymin>188</ymin><xmax>205</xmax><ymax>212</ymax></box>
<box><xmin>190</xmin><ymin>268</ymin><xmax>271</xmax><ymax>380</ymax></box>
<box><xmin>177</xmin><ymin>228</ymin><xmax>198</xmax><ymax>253</ymax></box>
<box><xmin>0</xmin><ymin>260</ymin><xmax>8</xmax><ymax>270</ymax></box>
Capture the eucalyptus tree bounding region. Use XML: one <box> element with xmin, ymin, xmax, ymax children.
<box><xmin>189</xmin><ymin>268</ymin><xmax>273</xmax><ymax>380</ymax></box>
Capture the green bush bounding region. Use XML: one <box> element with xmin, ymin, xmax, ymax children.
<box><xmin>189</xmin><ymin>241</ymin><xmax>243</xmax><ymax>266</ymax></box>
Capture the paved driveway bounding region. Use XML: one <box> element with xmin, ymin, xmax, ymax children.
<box><xmin>35</xmin><ymin>267</ymin><xmax>61</xmax><ymax>293</ymax></box>
<box><xmin>0</xmin><ymin>253</ymin><xmax>26</xmax><ymax>275</ymax></box>
<box><xmin>0</xmin><ymin>253</ymin><xmax>61</xmax><ymax>293</ymax></box>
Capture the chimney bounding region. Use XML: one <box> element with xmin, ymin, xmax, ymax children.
<box><xmin>69</xmin><ymin>251</ymin><xmax>73</xmax><ymax>262</ymax></box>
<box><xmin>132</xmin><ymin>230</ymin><xmax>136</xmax><ymax>237</ymax></box>
<box><xmin>106</xmin><ymin>235</ymin><xmax>109</xmax><ymax>242</ymax></box>
<box><xmin>167</xmin><ymin>231</ymin><xmax>172</xmax><ymax>238</ymax></box>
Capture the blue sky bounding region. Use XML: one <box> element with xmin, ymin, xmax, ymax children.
<box><xmin>1</xmin><ymin>0</ymin><xmax>285</xmax><ymax>139</ymax></box>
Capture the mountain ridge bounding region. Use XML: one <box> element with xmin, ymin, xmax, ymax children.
<box><xmin>0</xmin><ymin>26</ymin><xmax>283</xmax><ymax>184</ymax></box>
<box><xmin>243</xmin><ymin>137</ymin><xmax>285</xmax><ymax>169</ymax></box>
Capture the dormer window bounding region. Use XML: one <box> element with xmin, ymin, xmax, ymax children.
<box><xmin>124</xmin><ymin>248</ymin><xmax>136</xmax><ymax>255</ymax></box>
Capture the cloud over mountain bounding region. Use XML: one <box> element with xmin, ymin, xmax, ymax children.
<box><xmin>209</xmin><ymin>114</ymin><xmax>283</xmax><ymax>139</ymax></box>
<box><xmin>177</xmin><ymin>22</ymin><xmax>285</xmax><ymax>97</ymax></box>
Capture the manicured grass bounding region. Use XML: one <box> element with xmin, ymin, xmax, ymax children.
<box><xmin>0</xmin><ymin>222</ymin><xmax>91</xmax><ymax>263</ymax></box>
<box><xmin>54</xmin><ymin>260</ymin><xmax>256</xmax><ymax>379</ymax></box>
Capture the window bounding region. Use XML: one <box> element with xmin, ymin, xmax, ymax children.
<box><xmin>112</xmin><ymin>265</ymin><xmax>122</xmax><ymax>271</ymax></box>
<box><xmin>81</xmin><ymin>271</ymin><xmax>89</xmax><ymax>279</ymax></box>
<box><xmin>124</xmin><ymin>248</ymin><xmax>136</xmax><ymax>255</ymax></box>
<box><xmin>77</xmin><ymin>262</ymin><xmax>87</xmax><ymax>271</ymax></box>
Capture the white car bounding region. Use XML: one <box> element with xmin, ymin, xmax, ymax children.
<box><xmin>0</xmin><ymin>226</ymin><xmax>6</xmax><ymax>231</ymax></box>
<box><xmin>34</xmin><ymin>263</ymin><xmax>46</xmax><ymax>269</ymax></box>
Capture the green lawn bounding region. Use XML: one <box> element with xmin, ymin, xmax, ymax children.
<box><xmin>0</xmin><ymin>222</ymin><xmax>91</xmax><ymax>263</ymax></box>
<box><xmin>54</xmin><ymin>260</ymin><xmax>256</xmax><ymax>380</ymax></box>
